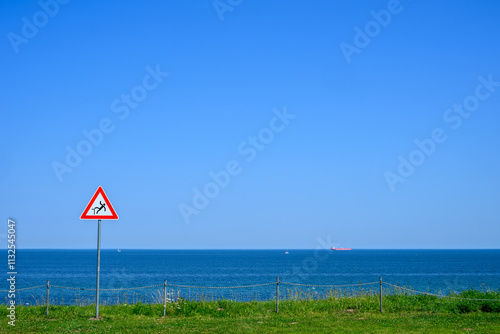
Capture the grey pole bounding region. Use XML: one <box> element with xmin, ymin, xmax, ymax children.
<box><xmin>379</xmin><ymin>276</ymin><xmax>383</xmax><ymax>313</ymax></box>
<box><xmin>276</xmin><ymin>276</ymin><xmax>279</xmax><ymax>313</ymax></box>
<box><xmin>163</xmin><ymin>279</ymin><xmax>167</xmax><ymax>317</ymax></box>
<box><xmin>46</xmin><ymin>280</ymin><xmax>49</xmax><ymax>317</ymax></box>
<box><xmin>95</xmin><ymin>219</ymin><xmax>101</xmax><ymax>319</ymax></box>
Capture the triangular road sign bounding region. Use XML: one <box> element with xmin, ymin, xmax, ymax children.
<box><xmin>80</xmin><ymin>186</ymin><xmax>118</xmax><ymax>220</ymax></box>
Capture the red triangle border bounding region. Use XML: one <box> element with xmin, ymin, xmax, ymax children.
<box><xmin>80</xmin><ymin>186</ymin><xmax>119</xmax><ymax>220</ymax></box>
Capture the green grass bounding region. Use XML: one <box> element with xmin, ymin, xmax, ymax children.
<box><xmin>2</xmin><ymin>289</ymin><xmax>500</xmax><ymax>333</ymax></box>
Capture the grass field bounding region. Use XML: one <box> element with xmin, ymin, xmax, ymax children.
<box><xmin>1</xmin><ymin>289</ymin><xmax>499</xmax><ymax>333</ymax></box>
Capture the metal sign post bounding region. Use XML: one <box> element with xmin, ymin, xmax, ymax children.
<box><xmin>96</xmin><ymin>219</ymin><xmax>101</xmax><ymax>318</ymax></box>
<box><xmin>80</xmin><ymin>187</ymin><xmax>119</xmax><ymax>320</ymax></box>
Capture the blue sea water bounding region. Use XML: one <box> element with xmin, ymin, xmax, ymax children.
<box><xmin>4</xmin><ymin>249</ymin><xmax>500</xmax><ymax>304</ymax></box>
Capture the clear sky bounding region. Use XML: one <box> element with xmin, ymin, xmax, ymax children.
<box><xmin>2</xmin><ymin>0</ymin><xmax>500</xmax><ymax>249</ymax></box>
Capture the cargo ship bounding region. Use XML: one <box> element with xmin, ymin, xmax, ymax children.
<box><xmin>331</xmin><ymin>247</ymin><xmax>351</xmax><ymax>250</ymax></box>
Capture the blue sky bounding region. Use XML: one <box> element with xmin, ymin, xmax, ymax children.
<box><xmin>2</xmin><ymin>0</ymin><xmax>500</xmax><ymax>249</ymax></box>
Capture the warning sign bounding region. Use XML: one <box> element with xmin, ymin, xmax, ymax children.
<box><xmin>80</xmin><ymin>186</ymin><xmax>118</xmax><ymax>220</ymax></box>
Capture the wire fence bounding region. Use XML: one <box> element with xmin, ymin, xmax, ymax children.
<box><xmin>382</xmin><ymin>282</ymin><xmax>500</xmax><ymax>301</ymax></box>
<box><xmin>2</xmin><ymin>277</ymin><xmax>500</xmax><ymax>317</ymax></box>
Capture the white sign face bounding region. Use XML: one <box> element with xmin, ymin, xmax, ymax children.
<box><xmin>80</xmin><ymin>186</ymin><xmax>118</xmax><ymax>220</ymax></box>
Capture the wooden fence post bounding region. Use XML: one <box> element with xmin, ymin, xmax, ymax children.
<box><xmin>46</xmin><ymin>280</ymin><xmax>50</xmax><ymax>317</ymax></box>
<box><xmin>163</xmin><ymin>279</ymin><xmax>167</xmax><ymax>317</ymax></box>
<box><xmin>379</xmin><ymin>276</ymin><xmax>383</xmax><ymax>313</ymax></box>
<box><xmin>276</xmin><ymin>276</ymin><xmax>280</xmax><ymax>313</ymax></box>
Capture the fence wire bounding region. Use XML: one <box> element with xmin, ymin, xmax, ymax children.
<box><xmin>165</xmin><ymin>282</ymin><xmax>275</xmax><ymax>289</ymax></box>
<box><xmin>382</xmin><ymin>282</ymin><xmax>500</xmax><ymax>302</ymax></box>
<box><xmin>281</xmin><ymin>281</ymin><xmax>379</xmax><ymax>288</ymax></box>
<box><xmin>2</xmin><ymin>280</ymin><xmax>500</xmax><ymax>306</ymax></box>
<box><xmin>9</xmin><ymin>285</ymin><xmax>46</xmax><ymax>291</ymax></box>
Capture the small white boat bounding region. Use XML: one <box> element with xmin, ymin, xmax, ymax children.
<box><xmin>117</xmin><ymin>249</ymin><xmax>121</xmax><ymax>253</ymax></box>
<box><xmin>285</xmin><ymin>251</ymin><xmax>289</xmax><ymax>254</ymax></box>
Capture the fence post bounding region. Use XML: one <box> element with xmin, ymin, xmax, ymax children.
<box><xmin>379</xmin><ymin>276</ymin><xmax>383</xmax><ymax>313</ymax></box>
<box><xmin>163</xmin><ymin>279</ymin><xmax>167</xmax><ymax>317</ymax></box>
<box><xmin>95</xmin><ymin>219</ymin><xmax>101</xmax><ymax>319</ymax></box>
<box><xmin>46</xmin><ymin>280</ymin><xmax>50</xmax><ymax>317</ymax></box>
<box><xmin>276</xmin><ymin>276</ymin><xmax>280</xmax><ymax>313</ymax></box>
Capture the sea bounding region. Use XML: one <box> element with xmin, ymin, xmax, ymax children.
<box><xmin>4</xmin><ymin>249</ymin><xmax>500</xmax><ymax>305</ymax></box>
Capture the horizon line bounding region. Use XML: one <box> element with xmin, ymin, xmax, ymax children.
<box><xmin>8</xmin><ymin>248</ymin><xmax>500</xmax><ymax>251</ymax></box>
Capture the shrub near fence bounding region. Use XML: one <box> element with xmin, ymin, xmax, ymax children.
<box><xmin>2</xmin><ymin>276</ymin><xmax>500</xmax><ymax>317</ymax></box>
